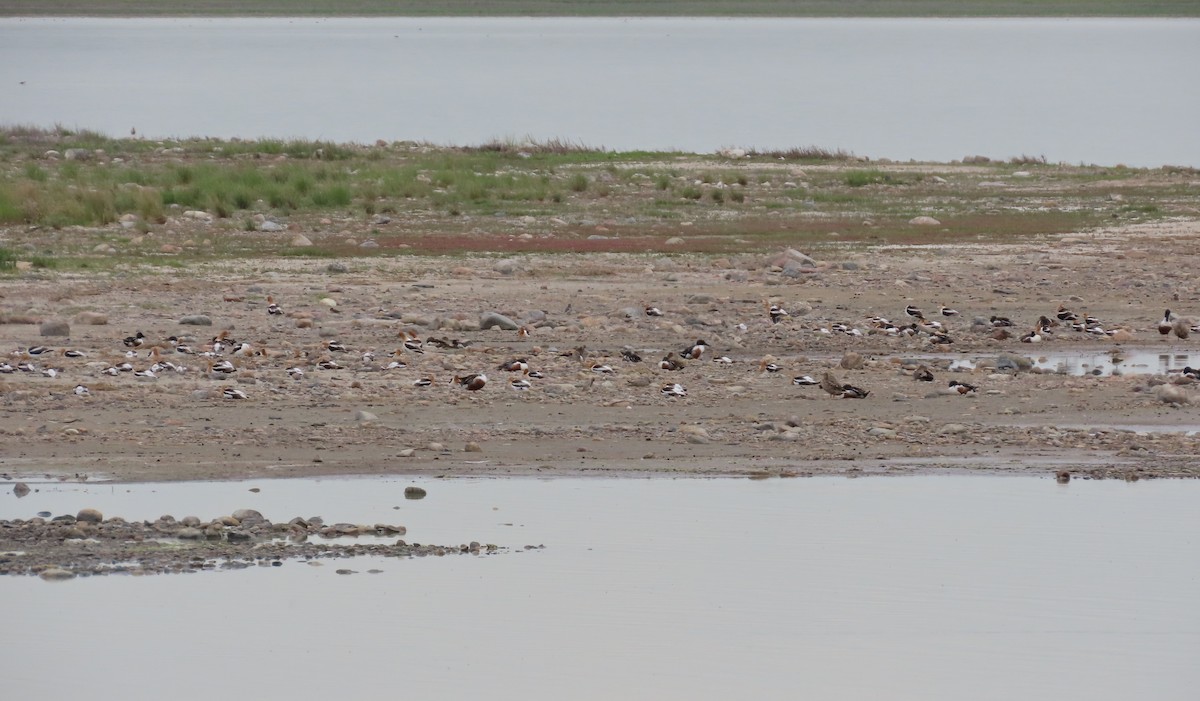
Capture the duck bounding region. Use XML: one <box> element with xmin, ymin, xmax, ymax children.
<box><xmin>223</xmin><ymin>387</ymin><xmax>248</xmax><ymax>400</ymax></box>
<box><xmin>660</xmin><ymin>353</ymin><xmax>686</xmax><ymax>371</ymax></box>
<box><xmin>454</xmin><ymin>373</ymin><xmax>488</xmax><ymax>391</ymax></box>
<box><xmin>266</xmin><ymin>295</ymin><xmax>283</xmax><ymax>316</ymax></box>
<box><xmin>768</xmin><ymin>303</ymin><xmax>789</xmax><ymax>324</ymax></box>
<box><xmin>1159</xmin><ymin>309</ymin><xmax>1173</xmax><ymax>335</ymax></box>
<box><xmin>210</xmin><ymin>359</ymin><xmax>236</xmax><ymax>374</ymax></box>
<box><xmin>645</xmin><ymin>305</ymin><xmax>664</xmax><ymax>317</ymax></box>
<box><xmin>839</xmin><ymin>384</ymin><xmax>870</xmax><ymax>399</ymax></box>
<box><xmin>621</xmin><ymin>349</ymin><xmax>643</xmax><ymax>363</ymax></box>
<box><xmin>990</xmin><ymin>315</ymin><xmax>1014</xmax><ymax>328</ymax></box>
<box><xmin>792</xmin><ymin>375</ymin><xmax>818</xmax><ymax>386</ymax></box>
<box><xmin>913</xmin><ymin>366</ymin><xmax>935</xmax><ymax>382</ymax></box>
<box><xmin>1178</xmin><ymin>366</ymin><xmax>1200</xmax><ymax>380</ymax></box>
<box><xmin>682</xmin><ymin>340</ymin><xmax>709</xmax><ymax>360</ymax></box>
<box><xmin>904</xmin><ymin>304</ymin><xmax>924</xmax><ymax>320</ymax></box>
<box><xmin>0</xmin><ymin>362</ymin><xmax>13</xmax><ymax>374</ymax></box>
<box><xmin>661</xmin><ymin>383</ymin><xmax>688</xmax><ymax>398</ymax></box>
<box><xmin>286</xmin><ymin>367</ymin><xmax>305</xmax><ymax>379</ymax></box>
<box><xmin>123</xmin><ymin>331</ymin><xmax>146</xmax><ymax>348</ymax></box>
<box><xmin>948</xmin><ymin>380</ymin><xmax>978</xmax><ymax>394</ymax></box>
<box><xmin>1020</xmin><ymin>328</ymin><xmax>1043</xmax><ymax>343</ymax></box>
<box><xmin>498</xmin><ymin>358</ymin><xmax>530</xmax><ymax>373</ymax></box>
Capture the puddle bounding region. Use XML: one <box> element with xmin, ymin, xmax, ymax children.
<box><xmin>3</xmin><ymin>476</ymin><xmax>1198</xmax><ymax>700</ymax></box>
<box><xmin>946</xmin><ymin>349</ymin><xmax>1200</xmax><ymax>377</ymax></box>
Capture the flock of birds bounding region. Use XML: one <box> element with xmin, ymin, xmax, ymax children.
<box><xmin>3</xmin><ymin>296</ymin><xmax>1196</xmax><ymax>403</ymax></box>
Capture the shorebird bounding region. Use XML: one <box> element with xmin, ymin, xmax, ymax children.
<box><xmin>661</xmin><ymin>383</ymin><xmax>687</xmax><ymax>398</ymax></box>
<box><xmin>913</xmin><ymin>366</ymin><xmax>935</xmax><ymax>382</ymax></box>
<box><xmin>792</xmin><ymin>375</ymin><xmax>818</xmax><ymax>386</ymax></box>
<box><xmin>267</xmin><ymin>296</ymin><xmax>283</xmax><ymax>316</ymax></box>
<box><xmin>645</xmin><ymin>305</ymin><xmax>664</xmax><ymax>317</ymax></box>
<box><xmin>939</xmin><ymin>305</ymin><xmax>960</xmax><ymax>317</ymax></box>
<box><xmin>621</xmin><ymin>349</ymin><xmax>643</xmax><ymax>363</ymax></box>
<box><xmin>223</xmin><ymin>387</ymin><xmax>248</xmax><ymax>400</ymax></box>
<box><xmin>904</xmin><ymin>305</ymin><xmax>924</xmax><ymax>320</ymax></box>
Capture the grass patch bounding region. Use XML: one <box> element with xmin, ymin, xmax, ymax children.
<box><xmin>844</xmin><ymin>169</ymin><xmax>891</xmax><ymax>187</ymax></box>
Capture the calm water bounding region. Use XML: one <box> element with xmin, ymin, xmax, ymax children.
<box><xmin>2</xmin><ymin>476</ymin><xmax>1198</xmax><ymax>700</ymax></box>
<box><xmin>947</xmin><ymin>348</ymin><xmax>1200</xmax><ymax>376</ymax></box>
<box><xmin>2</xmin><ymin>17</ymin><xmax>1198</xmax><ymax>166</ymax></box>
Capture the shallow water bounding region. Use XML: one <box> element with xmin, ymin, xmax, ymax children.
<box><xmin>2</xmin><ymin>17</ymin><xmax>1198</xmax><ymax>165</ymax></box>
<box><xmin>947</xmin><ymin>349</ymin><xmax>1200</xmax><ymax>376</ymax></box>
<box><xmin>2</xmin><ymin>476</ymin><xmax>1198</xmax><ymax>700</ymax></box>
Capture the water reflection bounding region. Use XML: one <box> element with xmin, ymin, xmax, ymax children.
<box><xmin>949</xmin><ymin>350</ymin><xmax>1200</xmax><ymax>377</ymax></box>
<box><xmin>2</xmin><ymin>477</ymin><xmax>1198</xmax><ymax>700</ymax></box>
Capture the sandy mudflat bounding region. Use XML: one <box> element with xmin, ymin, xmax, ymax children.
<box><xmin>3</xmin><ymin>217</ymin><xmax>1200</xmax><ymax>486</ymax></box>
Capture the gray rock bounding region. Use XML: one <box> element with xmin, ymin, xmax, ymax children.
<box><xmin>232</xmin><ymin>508</ymin><xmax>264</xmax><ymax>521</ymax></box>
<box><xmin>359</xmin><ymin>239</ymin><xmax>379</xmax><ymax>249</ymax></box>
<box><xmin>73</xmin><ymin>311</ymin><xmax>108</xmax><ymax>325</ymax></box>
<box><xmin>39</xmin><ymin>319</ymin><xmax>70</xmax><ymax>337</ymax></box>
<box><xmin>996</xmin><ymin>354</ymin><xmax>1033</xmax><ymax>372</ymax></box>
<box><xmin>13</xmin><ymin>482</ymin><xmax>30</xmax><ymax>498</ymax></box>
<box><xmin>493</xmin><ymin>258</ymin><xmax>522</xmax><ymax>275</ymax></box>
<box><xmin>290</xmin><ymin>234</ymin><xmax>313</xmax><ymax>247</ymax></box>
<box><xmin>179</xmin><ymin>315</ymin><xmax>212</xmax><ymax>326</ymax></box>
<box><xmin>326</xmin><ymin>262</ymin><xmax>349</xmax><ymax>274</ymax></box>
<box><xmin>355</xmin><ymin>410</ymin><xmax>379</xmax><ymax>423</ymax></box>
<box><xmin>1155</xmin><ymin>384</ymin><xmax>1189</xmax><ymax>405</ymax></box>
<box><xmin>76</xmin><ymin>508</ymin><xmax>103</xmax><ymax>524</ymax></box>
<box><xmin>176</xmin><ymin>527</ymin><xmax>205</xmax><ymax>540</ymax></box>
<box><xmin>404</xmin><ymin>486</ymin><xmax>427</xmax><ymax>499</ymax></box>
<box><xmin>909</xmin><ymin>216</ymin><xmax>941</xmax><ymax>226</ymax></box>
<box><xmin>840</xmin><ymin>351</ymin><xmax>864</xmax><ymax>370</ymax></box>
<box><xmin>841</xmin><ymin>261</ymin><xmax>860</xmax><ymax>271</ymax></box>
<box><xmin>257</xmin><ymin>220</ymin><xmax>285</xmax><ymax>232</ymax></box>
<box><xmin>63</xmin><ymin>148</ymin><xmax>91</xmax><ymax>161</ymax></box>
<box><xmin>39</xmin><ymin>568</ymin><xmax>77</xmax><ymax>581</ymax></box>
<box><xmin>939</xmin><ymin>423</ymin><xmax>969</xmax><ymax>435</ymax></box>
<box><xmin>479</xmin><ymin>311</ymin><xmax>519</xmax><ymax>331</ymax></box>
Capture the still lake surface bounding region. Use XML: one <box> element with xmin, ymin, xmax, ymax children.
<box><xmin>1</xmin><ymin>17</ymin><xmax>1198</xmax><ymax>166</ymax></box>
<box><xmin>2</xmin><ymin>476</ymin><xmax>1198</xmax><ymax>699</ymax></box>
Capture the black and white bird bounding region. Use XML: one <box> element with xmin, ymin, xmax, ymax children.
<box><xmin>905</xmin><ymin>305</ymin><xmax>924</xmax><ymax>320</ymax></box>
<box><xmin>661</xmin><ymin>383</ymin><xmax>687</xmax><ymax>398</ymax></box>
